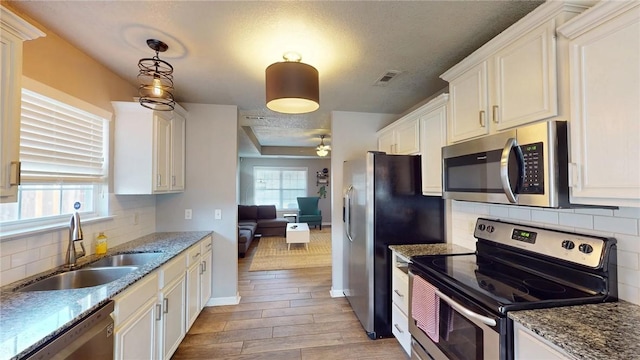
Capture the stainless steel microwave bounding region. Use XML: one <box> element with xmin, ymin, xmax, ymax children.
<box><xmin>442</xmin><ymin>121</ymin><xmax>569</xmax><ymax>208</ymax></box>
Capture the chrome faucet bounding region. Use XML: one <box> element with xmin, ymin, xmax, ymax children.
<box><xmin>65</xmin><ymin>211</ymin><xmax>85</xmax><ymax>269</ymax></box>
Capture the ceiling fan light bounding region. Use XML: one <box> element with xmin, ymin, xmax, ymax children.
<box><xmin>316</xmin><ymin>148</ymin><xmax>329</xmax><ymax>157</ymax></box>
<box><xmin>265</xmin><ymin>60</ymin><xmax>319</xmax><ymax>114</ymax></box>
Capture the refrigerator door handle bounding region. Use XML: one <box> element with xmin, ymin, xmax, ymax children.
<box><xmin>345</xmin><ymin>185</ymin><xmax>354</xmax><ymax>242</ymax></box>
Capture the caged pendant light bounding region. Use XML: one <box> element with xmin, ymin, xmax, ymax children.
<box><xmin>265</xmin><ymin>52</ymin><xmax>319</xmax><ymax>114</ymax></box>
<box><xmin>138</xmin><ymin>39</ymin><xmax>175</xmax><ymax>111</ymax></box>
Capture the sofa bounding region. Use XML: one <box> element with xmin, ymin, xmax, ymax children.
<box><xmin>237</xmin><ymin>205</ymin><xmax>289</xmax><ymax>257</ymax></box>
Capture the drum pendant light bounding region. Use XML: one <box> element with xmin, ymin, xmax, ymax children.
<box><xmin>138</xmin><ymin>39</ymin><xmax>175</xmax><ymax>111</ymax></box>
<box><xmin>266</xmin><ymin>52</ymin><xmax>319</xmax><ymax>114</ymax></box>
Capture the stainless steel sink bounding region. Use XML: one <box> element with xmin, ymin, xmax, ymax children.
<box><xmin>88</xmin><ymin>252</ymin><xmax>162</xmax><ymax>267</ymax></box>
<box><xmin>16</xmin><ymin>266</ymin><xmax>138</xmax><ymax>292</ymax></box>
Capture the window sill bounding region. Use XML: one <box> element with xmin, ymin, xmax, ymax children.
<box><xmin>0</xmin><ymin>215</ymin><xmax>116</xmax><ymax>241</ymax></box>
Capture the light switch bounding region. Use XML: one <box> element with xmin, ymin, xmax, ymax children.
<box><xmin>214</xmin><ymin>209</ymin><xmax>222</xmax><ymax>220</ymax></box>
<box><xmin>185</xmin><ymin>209</ymin><xmax>192</xmax><ymax>220</ymax></box>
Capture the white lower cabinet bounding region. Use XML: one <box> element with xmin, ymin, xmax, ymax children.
<box><xmin>391</xmin><ymin>250</ymin><xmax>410</xmax><ymax>355</ymax></box>
<box><xmin>113</xmin><ymin>236</ymin><xmax>212</xmax><ymax>360</ymax></box>
<box><xmin>513</xmin><ymin>322</ymin><xmax>574</xmax><ymax>360</ymax></box>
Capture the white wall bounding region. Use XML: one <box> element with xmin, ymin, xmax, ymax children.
<box><xmin>0</xmin><ymin>195</ymin><xmax>156</xmax><ymax>286</ymax></box>
<box><xmin>450</xmin><ymin>201</ymin><xmax>640</xmax><ymax>306</ymax></box>
<box><xmin>155</xmin><ymin>103</ymin><xmax>239</xmax><ymax>304</ymax></box>
<box><xmin>238</xmin><ymin>157</ymin><xmax>332</xmax><ymax>224</ymax></box>
<box><xmin>329</xmin><ymin>111</ymin><xmax>396</xmax><ymax>296</ymax></box>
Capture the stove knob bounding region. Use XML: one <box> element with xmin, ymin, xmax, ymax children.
<box><xmin>561</xmin><ymin>240</ymin><xmax>575</xmax><ymax>250</ymax></box>
<box><xmin>486</xmin><ymin>225</ymin><xmax>495</xmax><ymax>233</ymax></box>
<box><xmin>478</xmin><ymin>224</ymin><xmax>486</xmax><ymax>231</ymax></box>
<box><xmin>579</xmin><ymin>243</ymin><xmax>594</xmax><ymax>254</ymax></box>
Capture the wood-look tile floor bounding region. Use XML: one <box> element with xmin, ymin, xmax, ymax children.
<box><xmin>172</xmin><ymin>234</ymin><xmax>409</xmax><ymax>360</ymax></box>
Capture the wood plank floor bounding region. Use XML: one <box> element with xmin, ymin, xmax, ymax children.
<box><xmin>172</xmin><ymin>234</ymin><xmax>409</xmax><ymax>360</ymax></box>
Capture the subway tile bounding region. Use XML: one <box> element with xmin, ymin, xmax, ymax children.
<box><xmin>594</xmin><ymin>215</ymin><xmax>639</xmax><ymax>236</ymax></box>
<box><xmin>26</xmin><ymin>258</ymin><xmax>53</xmax><ymax>277</ymax></box>
<box><xmin>0</xmin><ymin>239</ymin><xmax>27</xmax><ymax>256</ymax></box>
<box><xmin>39</xmin><ymin>242</ymin><xmax>63</xmax><ymax>260</ymax></box>
<box><xmin>26</xmin><ymin>233</ymin><xmax>53</xmax><ymax>249</ymax></box>
<box><xmin>617</xmin><ymin>283</ymin><xmax>640</xmax><ymax>305</ymax></box>
<box><xmin>616</xmin><ymin>251</ymin><xmax>639</xmax><ymax>270</ymax></box>
<box><xmin>559</xmin><ymin>213</ymin><xmax>593</xmax><ymax>229</ymax></box>
<box><xmin>1</xmin><ymin>266</ymin><xmax>26</xmax><ymax>287</ymax></box>
<box><xmin>508</xmin><ymin>207</ymin><xmax>532</xmax><ymax>222</ymax></box>
<box><xmin>531</xmin><ymin>210</ymin><xmax>559</xmax><ymax>225</ymax></box>
<box><xmin>614</xmin><ymin>207</ymin><xmax>640</xmax><ymax>219</ymax></box>
<box><xmin>618</xmin><ymin>267</ymin><xmax>640</xmax><ymax>287</ymax></box>
<box><xmin>615</xmin><ymin>234</ymin><xmax>640</xmax><ymax>253</ymax></box>
<box><xmin>1</xmin><ymin>255</ymin><xmax>10</xmax><ymax>271</ymax></box>
<box><xmin>11</xmin><ymin>249</ymin><xmax>41</xmax><ymax>268</ymax></box>
<box><xmin>489</xmin><ymin>205</ymin><xmax>510</xmax><ymax>218</ymax></box>
<box><xmin>574</xmin><ymin>208</ymin><xmax>615</xmax><ymax>216</ymax></box>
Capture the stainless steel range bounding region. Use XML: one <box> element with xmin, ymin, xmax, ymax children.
<box><xmin>408</xmin><ymin>218</ymin><xmax>617</xmax><ymax>360</ymax></box>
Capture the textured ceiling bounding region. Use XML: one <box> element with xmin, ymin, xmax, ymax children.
<box><xmin>9</xmin><ymin>0</ymin><xmax>544</xmax><ymax>158</ymax></box>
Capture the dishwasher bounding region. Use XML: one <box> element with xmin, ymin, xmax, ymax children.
<box><xmin>25</xmin><ymin>301</ymin><xmax>115</xmax><ymax>360</ymax></box>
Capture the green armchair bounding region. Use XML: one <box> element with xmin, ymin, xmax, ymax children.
<box><xmin>297</xmin><ymin>196</ymin><xmax>322</xmax><ymax>230</ymax></box>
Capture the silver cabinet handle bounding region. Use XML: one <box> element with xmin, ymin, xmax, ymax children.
<box><xmin>172</xmin><ymin>175</ymin><xmax>176</xmax><ymax>186</ymax></box>
<box><xmin>156</xmin><ymin>174</ymin><xmax>161</xmax><ymax>186</ymax></box>
<box><xmin>435</xmin><ymin>289</ymin><xmax>496</xmax><ymax>326</ymax></box>
<box><xmin>163</xmin><ymin>298</ymin><xmax>169</xmax><ymax>314</ymax></box>
<box><xmin>205</xmin><ymin>242</ymin><xmax>212</xmax><ymax>250</ymax></box>
<box><xmin>202</xmin><ymin>260</ymin><xmax>207</xmax><ymax>273</ymax></box>
<box><xmin>500</xmin><ymin>138</ymin><xmax>523</xmax><ymax>204</ymax></box>
<box><xmin>479</xmin><ymin>110</ymin><xmax>486</xmax><ymax>127</ymax></box>
<box><xmin>394</xmin><ymin>289</ymin><xmax>404</xmax><ymax>298</ymax></box>
<box><xmin>155</xmin><ymin>304</ymin><xmax>162</xmax><ymax>321</ymax></box>
<box><xmin>492</xmin><ymin>105</ymin><xmax>499</xmax><ymax>124</ymax></box>
<box><xmin>193</xmin><ymin>252</ymin><xmax>200</xmax><ymax>260</ymax></box>
<box><xmin>394</xmin><ymin>324</ymin><xmax>404</xmax><ymax>334</ymax></box>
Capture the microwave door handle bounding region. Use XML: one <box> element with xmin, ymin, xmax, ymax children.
<box><xmin>500</xmin><ymin>138</ymin><xmax>522</xmax><ymax>204</ymax></box>
<box><xmin>435</xmin><ymin>289</ymin><xmax>497</xmax><ymax>327</ymax></box>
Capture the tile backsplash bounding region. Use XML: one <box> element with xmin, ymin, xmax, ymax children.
<box><xmin>0</xmin><ymin>195</ymin><xmax>156</xmax><ymax>287</ymax></box>
<box><xmin>450</xmin><ymin>200</ymin><xmax>640</xmax><ymax>306</ymax></box>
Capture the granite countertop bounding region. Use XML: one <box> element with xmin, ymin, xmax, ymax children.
<box><xmin>509</xmin><ymin>301</ymin><xmax>640</xmax><ymax>360</ymax></box>
<box><xmin>389</xmin><ymin>243</ymin><xmax>475</xmax><ymax>259</ymax></box>
<box><xmin>0</xmin><ymin>231</ymin><xmax>212</xmax><ymax>360</ymax></box>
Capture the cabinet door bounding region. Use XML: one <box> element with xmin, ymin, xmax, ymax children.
<box><xmin>493</xmin><ymin>19</ymin><xmax>558</xmax><ymax>130</ymax></box>
<box><xmin>153</xmin><ymin>112</ymin><xmax>171</xmax><ymax>192</ymax></box>
<box><xmin>394</xmin><ymin>118</ymin><xmax>420</xmax><ymax>155</ymax></box>
<box><xmin>448</xmin><ymin>61</ymin><xmax>489</xmax><ymax>143</ymax></box>
<box><xmin>200</xmin><ymin>249</ymin><xmax>213</xmax><ymax>308</ymax></box>
<box><xmin>378</xmin><ymin>129</ymin><xmax>395</xmax><ymax>153</ymax></box>
<box><xmin>420</xmin><ymin>104</ymin><xmax>447</xmax><ymax>195</ymax></box>
<box><xmin>514</xmin><ymin>323</ymin><xmax>572</xmax><ymax>360</ymax></box>
<box><xmin>567</xmin><ymin>6</ymin><xmax>640</xmax><ymax>206</ymax></box>
<box><xmin>186</xmin><ymin>261</ymin><xmax>200</xmax><ymax>330</ymax></box>
<box><xmin>160</xmin><ymin>277</ymin><xmax>186</xmax><ymax>360</ymax></box>
<box><xmin>170</xmin><ymin>112</ymin><xmax>185</xmax><ymax>191</ymax></box>
<box><xmin>114</xmin><ymin>297</ymin><xmax>158</xmax><ymax>360</ymax></box>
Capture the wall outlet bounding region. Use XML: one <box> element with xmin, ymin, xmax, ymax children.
<box><xmin>185</xmin><ymin>209</ymin><xmax>192</xmax><ymax>220</ymax></box>
<box><xmin>214</xmin><ymin>209</ymin><xmax>222</xmax><ymax>220</ymax></box>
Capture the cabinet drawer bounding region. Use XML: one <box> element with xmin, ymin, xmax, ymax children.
<box><xmin>159</xmin><ymin>253</ymin><xmax>186</xmax><ymax>288</ymax></box>
<box><xmin>392</xmin><ymin>266</ymin><xmax>409</xmax><ymax>315</ymax></box>
<box><xmin>186</xmin><ymin>244</ymin><xmax>201</xmax><ymax>267</ymax></box>
<box><xmin>392</xmin><ymin>303</ymin><xmax>411</xmax><ymax>355</ymax></box>
<box><xmin>113</xmin><ymin>272</ymin><xmax>158</xmax><ymax>327</ymax></box>
<box><xmin>201</xmin><ymin>236</ymin><xmax>213</xmax><ymax>253</ymax></box>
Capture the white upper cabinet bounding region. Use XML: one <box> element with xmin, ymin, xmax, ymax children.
<box><xmin>447</xmin><ymin>62</ymin><xmax>489</xmax><ymax>142</ymax></box>
<box><xmin>112</xmin><ymin>102</ymin><xmax>187</xmax><ymax>195</ymax></box>
<box><xmin>378</xmin><ymin>112</ymin><xmax>420</xmax><ymax>155</ymax></box>
<box><xmin>419</xmin><ymin>94</ymin><xmax>448</xmax><ymax>196</ymax></box>
<box><xmin>558</xmin><ymin>1</ymin><xmax>640</xmax><ymax>207</ymax></box>
<box><xmin>0</xmin><ymin>6</ymin><xmax>44</xmax><ymax>203</ymax></box>
<box><xmin>441</xmin><ymin>1</ymin><xmax>591</xmax><ymax>144</ymax></box>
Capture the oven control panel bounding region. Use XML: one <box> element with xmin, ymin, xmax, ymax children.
<box><xmin>474</xmin><ymin>218</ymin><xmax>612</xmax><ymax>268</ymax></box>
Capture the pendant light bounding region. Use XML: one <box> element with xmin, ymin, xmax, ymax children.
<box><xmin>316</xmin><ymin>135</ymin><xmax>331</xmax><ymax>157</ymax></box>
<box><xmin>265</xmin><ymin>52</ymin><xmax>319</xmax><ymax>114</ymax></box>
<box><xmin>138</xmin><ymin>39</ymin><xmax>175</xmax><ymax>111</ymax></box>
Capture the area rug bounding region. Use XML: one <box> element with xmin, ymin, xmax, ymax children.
<box><xmin>249</xmin><ymin>228</ymin><xmax>332</xmax><ymax>271</ymax></box>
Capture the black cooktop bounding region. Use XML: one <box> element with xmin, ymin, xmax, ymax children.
<box><xmin>410</xmin><ymin>253</ymin><xmax>605</xmax><ymax>314</ymax></box>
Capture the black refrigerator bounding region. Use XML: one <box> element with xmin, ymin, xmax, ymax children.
<box><xmin>343</xmin><ymin>151</ymin><xmax>445</xmax><ymax>339</ymax></box>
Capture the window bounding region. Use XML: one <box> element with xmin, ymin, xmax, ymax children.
<box><xmin>0</xmin><ymin>79</ymin><xmax>109</xmax><ymax>231</ymax></box>
<box><xmin>253</xmin><ymin>167</ymin><xmax>307</xmax><ymax>209</ymax></box>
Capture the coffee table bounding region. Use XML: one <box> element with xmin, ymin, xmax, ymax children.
<box><xmin>286</xmin><ymin>223</ymin><xmax>310</xmax><ymax>250</ymax></box>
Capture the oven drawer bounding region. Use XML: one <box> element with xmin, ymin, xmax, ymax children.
<box><xmin>392</xmin><ymin>266</ymin><xmax>409</xmax><ymax>314</ymax></box>
<box><xmin>392</xmin><ymin>303</ymin><xmax>411</xmax><ymax>355</ymax></box>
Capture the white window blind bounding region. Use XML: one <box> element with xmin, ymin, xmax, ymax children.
<box><xmin>19</xmin><ymin>89</ymin><xmax>107</xmax><ymax>183</ymax></box>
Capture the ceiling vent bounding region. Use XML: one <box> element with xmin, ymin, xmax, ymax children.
<box><xmin>374</xmin><ymin>70</ymin><xmax>402</xmax><ymax>86</ymax></box>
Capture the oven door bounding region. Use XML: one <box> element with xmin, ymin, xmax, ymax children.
<box><xmin>409</xmin><ymin>271</ymin><xmax>502</xmax><ymax>360</ymax></box>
